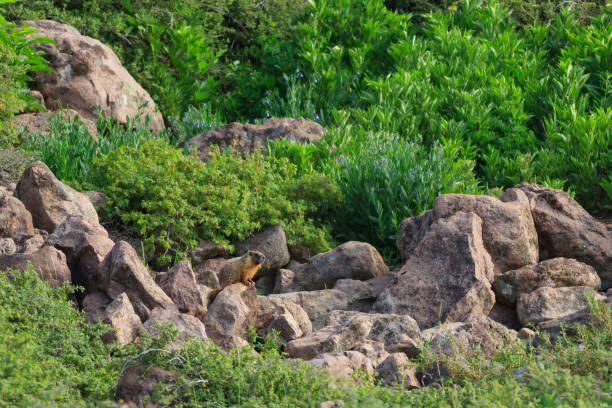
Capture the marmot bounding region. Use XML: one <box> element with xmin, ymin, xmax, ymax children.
<box><xmin>210</xmin><ymin>250</ymin><xmax>266</xmax><ymax>299</ymax></box>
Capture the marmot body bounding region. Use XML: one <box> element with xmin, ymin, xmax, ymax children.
<box><xmin>217</xmin><ymin>250</ymin><xmax>266</xmax><ymax>289</ymax></box>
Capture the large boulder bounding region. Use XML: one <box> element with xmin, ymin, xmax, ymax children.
<box><xmin>375</xmin><ymin>353</ymin><xmax>421</xmax><ymax>389</ymax></box>
<box><xmin>234</xmin><ymin>225</ymin><xmax>290</xmax><ymax>276</ymax></box>
<box><xmin>47</xmin><ymin>214</ymin><xmax>114</xmax><ymax>291</ymax></box>
<box><xmin>203</xmin><ymin>284</ymin><xmax>259</xmax><ymax>350</ymax></box>
<box><xmin>101</xmin><ymin>293</ymin><xmax>142</xmax><ymax>345</ymax></box>
<box><xmin>116</xmin><ymin>365</ymin><xmax>177</xmax><ymax>406</ymax></box>
<box><xmin>25</xmin><ymin>20</ymin><xmax>164</xmax><ymax>133</ymax></box>
<box><xmin>286</xmin><ymin>310</ymin><xmax>421</xmax><ymax>360</ymax></box>
<box><xmin>513</xmin><ymin>183</ymin><xmax>612</xmax><ymax>283</ymax></box>
<box><xmin>432</xmin><ymin>193</ymin><xmax>538</xmax><ymax>274</ymax></box>
<box><xmin>516</xmin><ymin>286</ymin><xmax>604</xmax><ymax>326</ymax></box>
<box><xmin>156</xmin><ymin>261</ymin><xmax>206</xmax><ymax>316</ymax></box>
<box><xmin>185</xmin><ymin>117</ymin><xmax>323</xmax><ymax>161</ymax></box>
<box><xmin>257</xmin><ymin>295</ymin><xmax>312</xmax><ymax>343</ymax></box>
<box><xmin>493</xmin><ymin>258</ymin><xmax>601</xmax><ymax>306</ymax></box>
<box><xmin>537</xmin><ymin>296</ymin><xmax>611</xmax><ymax>340</ymax></box>
<box><xmin>96</xmin><ymin>241</ymin><xmax>175</xmax><ymax>321</ymax></box>
<box><xmin>421</xmin><ymin>316</ymin><xmax>517</xmax><ymax>358</ymax></box>
<box><xmin>271</xmin><ymin>289</ymin><xmax>357</xmax><ymax>330</ymax></box>
<box><xmin>0</xmin><ymin>193</ymin><xmax>34</xmax><ymax>240</ymax></box>
<box><xmin>396</xmin><ymin>210</ymin><xmax>433</xmax><ymax>262</ymax></box>
<box><xmin>15</xmin><ymin>161</ymin><xmax>98</xmax><ymax>233</ymax></box>
<box><xmin>142</xmin><ymin>307</ymin><xmax>207</xmax><ymax>342</ymax></box>
<box><xmin>306</xmin><ymin>348</ymin><xmax>388</xmax><ymax>383</ymax></box>
<box><xmin>333</xmin><ymin>274</ymin><xmax>396</xmax><ymax>310</ymax></box>
<box><xmin>373</xmin><ymin>212</ymin><xmax>495</xmax><ymax>329</ymax></box>
<box><xmin>286</xmin><ymin>242</ymin><xmax>389</xmax><ymax>292</ymax></box>
<box><xmin>14</xmin><ymin>109</ymin><xmax>97</xmax><ymax>139</ymax></box>
<box><xmin>0</xmin><ymin>245</ymin><xmax>71</xmax><ymax>288</ymax></box>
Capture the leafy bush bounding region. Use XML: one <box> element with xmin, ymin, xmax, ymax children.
<box><xmin>329</xmin><ymin>132</ymin><xmax>480</xmax><ymax>258</ymax></box>
<box><xmin>21</xmin><ymin>111</ymin><xmax>161</xmax><ymax>189</ymax></box>
<box><xmin>0</xmin><ymin>267</ymin><xmax>118</xmax><ymax>407</ymax></box>
<box><xmin>0</xmin><ymin>0</ymin><xmax>50</xmax><ymax>146</ymax></box>
<box><xmin>91</xmin><ymin>139</ymin><xmax>339</xmax><ymax>265</ymax></box>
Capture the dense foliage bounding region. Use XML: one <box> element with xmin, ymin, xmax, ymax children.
<box><xmin>91</xmin><ymin>139</ymin><xmax>339</xmax><ymax>265</ymax></box>
<box><xmin>0</xmin><ymin>268</ymin><xmax>118</xmax><ymax>407</ymax></box>
<box><xmin>0</xmin><ymin>0</ymin><xmax>50</xmax><ymax>145</ymax></box>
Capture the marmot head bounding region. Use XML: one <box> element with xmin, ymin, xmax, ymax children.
<box><xmin>248</xmin><ymin>250</ymin><xmax>266</xmax><ymax>265</ymax></box>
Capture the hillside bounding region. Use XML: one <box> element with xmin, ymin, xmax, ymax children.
<box><xmin>0</xmin><ymin>0</ymin><xmax>611</xmax><ymax>407</ymax></box>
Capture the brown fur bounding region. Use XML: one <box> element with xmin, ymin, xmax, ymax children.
<box><xmin>209</xmin><ymin>250</ymin><xmax>266</xmax><ymax>301</ymax></box>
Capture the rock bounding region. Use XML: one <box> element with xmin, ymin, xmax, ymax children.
<box><xmin>307</xmin><ymin>350</ymin><xmax>382</xmax><ymax>382</ymax></box>
<box><xmin>271</xmin><ymin>289</ymin><xmax>355</xmax><ymax>330</ymax></box>
<box><xmin>375</xmin><ymin>353</ymin><xmax>421</xmax><ymax>389</ymax></box>
<box><xmin>82</xmin><ymin>291</ymin><xmax>111</xmax><ymax>324</ymax></box>
<box><xmin>102</xmin><ymin>293</ymin><xmax>142</xmax><ymax>345</ymax></box>
<box><xmin>396</xmin><ymin>210</ymin><xmax>433</xmax><ymax>262</ymax></box>
<box><xmin>116</xmin><ymin>364</ymin><xmax>177</xmax><ymax>406</ymax></box>
<box><xmin>257</xmin><ymin>296</ymin><xmax>312</xmax><ymax>343</ymax></box>
<box><xmin>433</xmin><ymin>193</ymin><xmax>538</xmax><ymax>274</ymax></box>
<box><xmin>273</xmin><ymin>268</ymin><xmax>295</xmax><ymax>293</ymax></box>
<box><xmin>203</xmin><ymin>284</ymin><xmax>259</xmax><ymax>350</ymax></box>
<box><xmin>14</xmin><ymin>109</ymin><xmax>97</xmax><ymax>139</ymax></box>
<box><xmin>142</xmin><ymin>307</ymin><xmax>207</xmax><ymax>342</ymax></box>
<box><xmin>25</xmin><ymin>20</ymin><xmax>164</xmax><ymax>133</ymax></box>
<box><xmin>15</xmin><ymin>161</ymin><xmax>98</xmax><ymax>233</ymax></box>
<box><xmin>156</xmin><ymin>261</ymin><xmax>205</xmax><ymax>316</ymax></box>
<box><xmin>47</xmin><ymin>214</ymin><xmax>114</xmax><ymax>291</ymax></box>
<box><xmin>493</xmin><ymin>258</ymin><xmax>601</xmax><ymax>306</ymax></box>
<box><xmin>194</xmin><ymin>258</ymin><xmax>226</xmax><ymax>287</ymax></box>
<box><xmin>488</xmin><ymin>303</ymin><xmax>521</xmax><ymax>331</ymax></box>
<box><xmin>515</xmin><ymin>183</ymin><xmax>612</xmax><ymax>282</ymax></box>
<box><xmin>234</xmin><ymin>225</ymin><xmax>290</xmax><ymax>276</ymax></box>
<box><xmin>422</xmin><ymin>316</ymin><xmax>517</xmax><ymax>358</ymax></box>
<box><xmin>96</xmin><ymin>241</ymin><xmax>175</xmax><ymax>321</ymax></box>
<box><xmin>288</xmin><ymin>243</ymin><xmax>310</xmax><ymax>263</ymax></box>
<box><xmin>287</xmin><ymin>241</ymin><xmax>389</xmax><ymax>292</ymax></box>
<box><xmin>188</xmin><ymin>239</ymin><xmax>229</xmax><ymax>264</ymax></box>
<box><xmin>286</xmin><ymin>259</ymin><xmax>303</xmax><ymax>272</ymax></box>
<box><xmin>82</xmin><ymin>190</ymin><xmax>106</xmax><ymax>210</ymax></box>
<box><xmin>516</xmin><ymin>286</ymin><xmax>604</xmax><ymax>326</ymax></box>
<box><xmin>254</xmin><ymin>273</ymin><xmax>276</xmax><ymax>295</ymax></box>
<box><xmin>334</xmin><ymin>274</ymin><xmax>397</xmax><ymax>303</ymax></box>
<box><xmin>518</xmin><ymin>327</ymin><xmax>536</xmax><ymax>342</ymax></box>
<box><xmin>536</xmin><ymin>296</ymin><xmax>610</xmax><ymax>339</ymax></box>
<box><xmin>18</xmin><ymin>233</ymin><xmax>46</xmax><ymax>254</ymax></box>
<box><xmin>185</xmin><ymin>117</ymin><xmax>323</xmax><ymax>161</ymax></box>
<box><xmin>0</xmin><ymin>193</ymin><xmax>34</xmax><ymax>239</ymax></box>
<box><xmin>373</xmin><ymin>212</ymin><xmax>495</xmax><ymax>329</ymax></box>
<box><xmin>286</xmin><ymin>310</ymin><xmax>421</xmax><ymax>360</ymax></box>
<box><xmin>0</xmin><ymin>245</ymin><xmax>71</xmax><ymax>288</ymax></box>
<box><xmin>0</xmin><ymin>238</ymin><xmax>16</xmax><ymax>255</ymax></box>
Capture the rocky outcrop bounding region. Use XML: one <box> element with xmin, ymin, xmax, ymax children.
<box><xmin>96</xmin><ymin>241</ymin><xmax>175</xmax><ymax>321</ymax></box>
<box><xmin>203</xmin><ymin>284</ymin><xmax>259</xmax><ymax>350</ymax></box>
<box><xmin>514</xmin><ymin>183</ymin><xmax>612</xmax><ymax>283</ymax></box>
<box><xmin>433</xmin><ymin>193</ymin><xmax>538</xmax><ymax>274</ymax></box>
<box><xmin>234</xmin><ymin>225</ymin><xmax>290</xmax><ymax>276</ymax></box>
<box><xmin>15</xmin><ymin>161</ymin><xmax>98</xmax><ymax>233</ymax></box>
<box><xmin>421</xmin><ymin>316</ymin><xmax>517</xmax><ymax>358</ymax></box>
<box><xmin>156</xmin><ymin>260</ymin><xmax>206</xmax><ymax>315</ymax></box>
<box><xmin>286</xmin><ymin>310</ymin><xmax>421</xmax><ymax>360</ymax></box>
<box><xmin>373</xmin><ymin>212</ymin><xmax>495</xmax><ymax>328</ymax></box>
<box><xmin>142</xmin><ymin>307</ymin><xmax>207</xmax><ymax>342</ymax></box>
<box><xmin>0</xmin><ymin>193</ymin><xmax>34</xmax><ymax>240</ymax></box>
<box><xmin>285</xmin><ymin>241</ymin><xmax>389</xmax><ymax>292</ymax></box>
<box><xmin>101</xmin><ymin>293</ymin><xmax>142</xmax><ymax>345</ymax></box>
<box><xmin>185</xmin><ymin>117</ymin><xmax>323</xmax><ymax>161</ymax></box>
<box><xmin>25</xmin><ymin>20</ymin><xmax>164</xmax><ymax>133</ymax></box>
<box><xmin>47</xmin><ymin>214</ymin><xmax>114</xmax><ymax>291</ymax></box>
<box><xmin>0</xmin><ymin>245</ymin><xmax>71</xmax><ymax>288</ymax></box>
<box><xmin>516</xmin><ymin>286</ymin><xmax>604</xmax><ymax>326</ymax></box>
<box><xmin>493</xmin><ymin>258</ymin><xmax>601</xmax><ymax>306</ymax></box>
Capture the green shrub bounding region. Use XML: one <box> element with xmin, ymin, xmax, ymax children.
<box><xmin>0</xmin><ymin>267</ymin><xmax>118</xmax><ymax>407</ymax></box>
<box><xmin>21</xmin><ymin>111</ymin><xmax>161</xmax><ymax>189</ymax></box>
<box><xmin>328</xmin><ymin>132</ymin><xmax>480</xmax><ymax>258</ymax></box>
<box><xmin>0</xmin><ymin>0</ymin><xmax>51</xmax><ymax>146</ymax></box>
<box><xmin>91</xmin><ymin>139</ymin><xmax>339</xmax><ymax>265</ymax></box>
